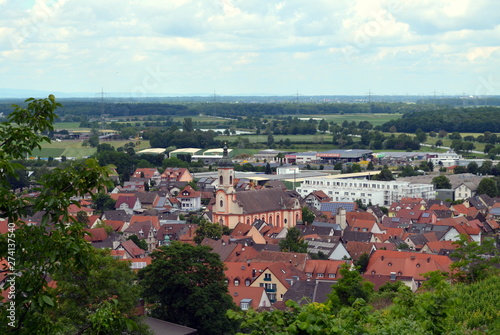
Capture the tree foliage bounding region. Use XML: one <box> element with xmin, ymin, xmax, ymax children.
<box><xmin>279</xmin><ymin>227</ymin><xmax>308</xmax><ymax>253</ymax></box>
<box><xmin>194</xmin><ymin>218</ymin><xmax>223</xmax><ymax>244</ymax></box>
<box><xmin>138</xmin><ymin>242</ymin><xmax>238</xmax><ymax>335</ymax></box>
<box><xmin>301</xmin><ymin>206</ymin><xmax>315</xmax><ymax>224</ymax></box>
<box><xmin>431</xmin><ymin>175</ymin><xmax>451</xmax><ymax>189</ymax></box>
<box><xmin>50</xmin><ymin>249</ymin><xmax>149</xmax><ymax>334</ymax></box>
<box><xmin>0</xmin><ymin>96</ymin><xmax>118</xmax><ymax>334</ymax></box>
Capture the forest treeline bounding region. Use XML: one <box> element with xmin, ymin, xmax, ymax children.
<box><xmin>0</xmin><ymin>100</ymin><xmax>441</xmax><ymax>119</ymax></box>
<box><xmin>377</xmin><ymin>107</ymin><xmax>500</xmax><ymax>133</ymax></box>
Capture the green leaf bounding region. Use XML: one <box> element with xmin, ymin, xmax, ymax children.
<box><xmin>42</xmin><ymin>295</ymin><xmax>54</xmax><ymax>306</ymax></box>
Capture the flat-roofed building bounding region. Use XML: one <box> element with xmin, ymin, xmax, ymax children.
<box><xmin>297</xmin><ymin>176</ymin><xmax>435</xmax><ymax>206</ymax></box>
<box><xmin>316</xmin><ymin>149</ymin><xmax>372</xmax><ymax>164</ymax></box>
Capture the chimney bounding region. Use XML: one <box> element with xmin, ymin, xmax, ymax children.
<box><xmin>427</xmin><ymin>257</ymin><xmax>431</xmax><ymax>263</ymax></box>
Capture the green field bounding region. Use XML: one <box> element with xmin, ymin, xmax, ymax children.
<box><xmin>283</xmin><ymin>113</ymin><xmax>402</xmax><ymax>126</ymax></box>
<box><xmin>32</xmin><ymin>140</ymin><xmax>152</xmax><ymax>159</ymax></box>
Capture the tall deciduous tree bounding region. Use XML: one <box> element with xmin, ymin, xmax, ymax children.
<box><xmin>138</xmin><ymin>242</ymin><xmax>237</xmax><ymax>335</ymax></box>
<box><xmin>477</xmin><ymin>178</ymin><xmax>498</xmax><ymax>197</ymax></box>
<box><xmin>0</xmin><ymin>96</ymin><xmax>115</xmax><ymax>334</ymax></box>
<box><xmin>194</xmin><ymin>219</ymin><xmax>223</xmax><ymax>244</ymax></box>
<box><xmin>432</xmin><ymin>175</ymin><xmax>452</xmax><ymax>189</ymax></box>
<box><xmin>50</xmin><ymin>249</ymin><xmax>149</xmax><ymax>334</ymax></box>
<box><xmin>279</xmin><ymin>227</ymin><xmax>308</xmax><ymax>253</ymax></box>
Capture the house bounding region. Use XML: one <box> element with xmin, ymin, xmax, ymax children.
<box><xmin>303</xmin><ymin>259</ymin><xmax>347</xmax><ymax>280</ymax></box>
<box><xmin>131</xmin><ymin>168</ymin><xmax>162</xmax><ymax>185</ymax></box>
<box><xmin>161</xmin><ymin>168</ymin><xmax>194</xmax><ymax>183</ymax></box>
<box><xmin>177</xmin><ymin>185</ymin><xmax>202</xmax><ymax>212</ymax></box>
<box><xmin>304</xmin><ymin>191</ymin><xmax>332</xmax><ymax>210</ymax></box>
<box><xmin>228</xmin><ymin>286</ymin><xmax>271</xmax><ymax>310</ymax></box>
<box><xmin>122</xmin><ymin>220</ymin><xmax>157</xmax><ymax>252</ymax></box>
<box><xmin>363</xmin><ymin>273</ymin><xmax>418</xmax><ymax>292</ymax></box>
<box><xmin>305</xmin><ymin>238</ymin><xmax>350</xmax><ymax>260</ymax></box>
<box><xmin>250</xmin><ymin>262</ymin><xmax>307</xmax><ymax>303</ymax></box>
<box><xmin>365</xmin><ymin>250</ymin><xmax>453</xmax><ymax>286</ymax></box>
<box><xmin>67</xmin><ymin>204</ymin><xmax>94</xmax><ymax>217</ymax></box>
<box><xmin>113</xmin><ymin>240</ymin><xmax>147</xmax><ymax>259</ymax></box>
<box><xmin>224</xmin><ymin>261</ymin><xmax>274</xmax><ymax>287</ymax></box>
<box><xmin>213</xmin><ymin>146</ymin><xmax>302</xmax><ymax>229</ymax></box>
<box><xmin>421</xmin><ymin>240</ymin><xmax>458</xmax><ymax>256</ymax></box>
<box><xmin>115</xmin><ymin>195</ymin><xmax>142</xmax><ymax>215</ymax></box>
<box><xmin>283</xmin><ymin>280</ymin><xmax>336</xmax><ymax>305</ymax></box>
<box><xmin>231</xmin><ymin>222</ymin><xmax>266</xmax><ymax>244</ymax></box>
<box><xmin>249</xmin><ymin>250</ymin><xmax>308</xmax><ymax>271</ymax></box>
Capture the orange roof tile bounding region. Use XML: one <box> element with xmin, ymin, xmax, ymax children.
<box><xmin>365</xmin><ymin>250</ymin><xmax>452</xmax><ymax>281</ymax></box>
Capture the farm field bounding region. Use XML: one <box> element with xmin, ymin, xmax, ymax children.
<box><xmin>284</xmin><ymin>113</ymin><xmax>403</xmax><ymax>126</ymax></box>
<box><xmin>32</xmin><ymin>140</ymin><xmax>151</xmax><ymax>159</ymax></box>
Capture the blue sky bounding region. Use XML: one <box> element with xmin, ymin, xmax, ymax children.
<box><xmin>0</xmin><ymin>0</ymin><xmax>499</xmax><ymax>97</ymax></box>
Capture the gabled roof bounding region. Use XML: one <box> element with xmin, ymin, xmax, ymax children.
<box><xmin>345</xmin><ymin>241</ymin><xmax>374</xmax><ymax>261</ymax></box>
<box><xmin>228</xmin><ymin>286</ymin><xmax>269</xmax><ymax>310</ymax></box>
<box><xmin>130</xmin><ymin>215</ymin><xmax>160</xmax><ymax>230</ymax></box>
<box><xmin>346</xmin><ymin>211</ymin><xmax>377</xmax><ymax>224</ymax></box>
<box><xmin>161</xmin><ymin>168</ymin><xmax>193</xmax><ymax>181</ymax></box>
<box><xmin>251</xmin><ymin>250</ymin><xmax>308</xmax><ymax>271</ymax></box>
<box><xmin>233</xmin><ymin>188</ymin><xmax>299</xmax><ymax>214</ymax></box>
<box><xmin>131</xmin><ymin>168</ymin><xmax>159</xmax><ymax>179</ymax></box>
<box><xmin>116</xmin><ymin>240</ymin><xmax>146</xmax><ymax>258</ymax></box>
<box><xmin>115</xmin><ymin>195</ymin><xmax>139</xmax><ymax>209</ymax></box>
<box><xmin>283</xmin><ymin>280</ymin><xmax>335</xmax><ymax>305</ymax></box>
<box><xmin>422</xmin><ymin>240</ymin><xmax>458</xmax><ymax>254</ymax></box>
<box><xmin>304</xmin><ymin>259</ymin><xmax>346</xmax><ymax>278</ymax></box>
<box><xmin>260</xmin><ymin>262</ymin><xmax>308</xmax><ymax>289</ymax></box>
<box><xmin>365</xmin><ymin>250</ymin><xmax>453</xmax><ymax>281</ymax></box>
<box><xmin>320</xmin><ymin>202</ymin><xmax>357</xmax><ymax>215</ymax></box>
<box><xmin>177</xmin><ymin>185</ymin><xmax>201</xmax><ymax>199</ymax></box>
<box><xmin>225</xmin><ymin>261</ymin><xmax>273</xmax><ymax>284</ymax></box>
<box><xmin>84</xmin><ymin>228</ymin><xmax>109</xmax><ymax>242</ymax></box>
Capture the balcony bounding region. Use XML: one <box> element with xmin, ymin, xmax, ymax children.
<box><xmin>265</xmin><ymin>287</ymin><xmax>277</xmax><ymax>293</ymax></box>
<box><xmin>263</xmin><ymin>277</ymin><xmax>271</xmax><ymax>281</ymax></box>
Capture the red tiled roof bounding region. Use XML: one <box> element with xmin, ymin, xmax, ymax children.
<box><xmin>84</xmin><ymin>228</ymin><xmax>109</xmax><ymax>242</ymax></box>
<box><xmin>365</xmin><ymin>250</ymin><xmax>452</xmax><ymax>281</ymax></box>
<box><xmin>132</xmin><ymin>168</ymin><xmax>159</xmax><ymax>179</ymax></box>
<box><xmin>177</xmin><ymin>185</ymin><xmax>201</xmax><ymax>199</ymax></box>
<box><xmin>423</xmin><ymin>240</ymin><xmax>458</xmax><ymax>254</ymax></box>
<box><xmin>228</xmin><ymin>286</ymin><xmax>268</xmax><ymax>309</ymax></box>
<box><xmin>130</xmin><ymin>215</ymin><xmax>160</xmax><ymax>230</ymax></box>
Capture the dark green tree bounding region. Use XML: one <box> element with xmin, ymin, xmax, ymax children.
<box><xmin>450</xmin><ymin>235</ymin><xmax>500</xmax><ymax>283</ymax></box>
<box><xmin>92</xmin><ymin>192</ymin><xmax>116</xmax><ymax>212</ymax></box>
<box><xmin>127</xmin><ymin>234</ymin><xmax>148</xmax><ymax>251</ymax></box>
<box><xmin>367</xmin><ymin>161</ymin><xmax>374</xmax><ymax>171</ymax></box>
<box><xmin>50</xmin><ymin>248</ymin><xmax>149</xmax><ymax>334</ymax></box>
<box><xmin>373</xmin><ymin>167</ymin><xmax>394</xmax><ymax>181</ymax></box>
<box><xmin>182</xmin><ymin>117</ymin><xmax>194</xmax><ymax>132</ymax></box>
<box><xmin>355</xmin><ymin>253</ymin><xmax>370</xmax><ymax>273</ymax></box>
<box><xmin>476</xmin><ymin>178</ymin><xmax>498</xmax><ymax>197</ymax></box>
<box><xmin>0</xmin><ymin>96</ymin><xmax>114</xmax><ymax>334</ymax></box>
<box><xmin>301</xmin><ymin>206</ymin><xmax>315</xmax><ymax>224</ymax></box>
<box><xmin>75</xmin><ymin>210</ymin><xmax>90</xmax><ymax>226</ymax></box>
<box><xmin>139</xmin><ymin>242</ymin><xmax>237</xmax><ymax>335</ymax></box>
<box><xmin>194</xmin><ymin>219</ymin><xmax>223</xmax><ymax>244</ymax></box>
<box><xmin>279</xmin><ymin>227</ymin><xmax>308</xmax><ymax>253</ymax></box>
<box><xmin>265</xmin><ymin>162</ymin><xmax>272</xmax><ymax>174</ymax></box>
<box><xmin>432</xmin><ymin>175</ymin><xmax>452</xmax><ymax>189</ymax></box>
<box><xmin>467</xmin><ymin>161</ymin><xmax>479</xmax><ymax>174</ymax></box>
<box><xmin>329</xmin><ymin>264</ymin><xmax>373</xmax><ymax>308</ymax></box>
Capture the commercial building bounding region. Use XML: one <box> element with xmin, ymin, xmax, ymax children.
<box><xmin>297</xmin><ymin>176</ymin><xmax>435</xmax><ymax>206</ymax></box>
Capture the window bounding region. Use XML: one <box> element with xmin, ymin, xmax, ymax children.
<box><xmin>264</xmin><ymin>273</ymin><xmax>271</xmax><ymax>280</ymax></box>
<box><xmin>240</xmin><ymin>301</ymin><xmax>249</xmax><ymax>311</ymax></box>
<box><xmin>245</xmin><ymin>279</ymin><xmax>251</xmax><ymax>286</ymax></box>
<box><xmin>317</xmin><ymin>273</ymin><xmax>324</xmax><ymax>278</ymax></box>
<box><xmin>220</xmin><ymin>175</ymin><xmax>223</xmax><ymax>184</ymax></box>
<box><xmin>328</xmin><ymin>273</ymin><xmax>336</xmax><ymax>278</ymax></box>
<box><xmin>220</xmin><ymin>200</ymin><xmax>223</xmax><ymax>207</ymax></box>
<box><xmin>234</xmin><ymin>279</ymin><xmax>240</xmax><ymax>286</ymax></box>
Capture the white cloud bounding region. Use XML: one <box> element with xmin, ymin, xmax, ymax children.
<box><xmin>0</xmin><ymin>0</ymin><xmax>498</xmax><ymax>95</ymax></box>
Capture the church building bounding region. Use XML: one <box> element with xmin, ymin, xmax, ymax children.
<box><xmin>212</xmin><ymin>145</ymin><xmax>302</xmax><ymax>229</ymax></box>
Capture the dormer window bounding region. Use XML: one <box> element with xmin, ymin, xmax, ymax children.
<box><xmin>234</xmin><ymin>279</ymin><xmax>240</xmax><ymax>286</ymax></box>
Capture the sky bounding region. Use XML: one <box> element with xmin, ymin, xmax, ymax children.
<box><xmin>0</xmin><ymin>0</ymin><xmax>499</xmax><ymax>97</ymax></box>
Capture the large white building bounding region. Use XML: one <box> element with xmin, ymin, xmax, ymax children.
<box><xmin>297</xmin><ymin>177</ymin><xmax>435</xmax><ymax>206</ymax></box>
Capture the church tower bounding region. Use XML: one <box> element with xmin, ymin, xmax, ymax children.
<box><xmin>217</xmin><ymin>143</ymin><xmax>234</xmax><ymax>194</ymax></box>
